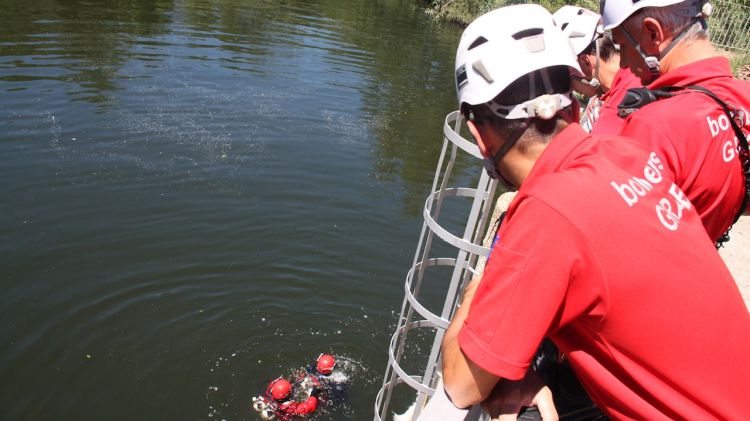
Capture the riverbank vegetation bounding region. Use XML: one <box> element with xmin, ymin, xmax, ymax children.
<box><xmin>421</xmin><ymin>0</ymin><xmax>594</xmax><ymax>24</ymax></box>
<box><xmin>419</xmin><ymin>0</ymin><xmax>750</xmax><ymax>79</ymax></box>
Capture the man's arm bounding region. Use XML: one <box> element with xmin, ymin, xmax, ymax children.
<box><xmin>441</xmin><ymin>277</ymin><xmax>500</xmax><ymax>408</ymax></box>
<box><xmin>441</xmin><ymin>276</ymin><xmax>558</xmax><ymax>420</ymax></box>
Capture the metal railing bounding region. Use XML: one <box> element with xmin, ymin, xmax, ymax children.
<box><xmin>374</xmin><ymin>111</ymin><xmax>498</xmax><ymax>420</ymax></box>
<box><xmin>710</xmin><ymin>0</ymin><xmax>750</xmax><ymax>54</ymax></box>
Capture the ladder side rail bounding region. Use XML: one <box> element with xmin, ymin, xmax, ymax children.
<box><xmin>376</xmin><ymin>111</ymin><xmax>489</xmax><ymax>420</ymax></box>
<box><xmin>412</xmin><ymin>170</ymin><xmax>494</xmax><ymax>419</ymax></box>
<box><xmin>379</xmin><ymin>118</ymin><xmax>460</xmax><ymax>419</ymax></box>
<box><xmin>377</xmin><ymin>135</ymin><xmax>451</xmax><ymax>419</ymax></box>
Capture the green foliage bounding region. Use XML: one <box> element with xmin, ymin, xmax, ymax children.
<box><xmin>421</xmin><ymin>0</ymin><xmax>598</xmax><ymax>25</ymax></box>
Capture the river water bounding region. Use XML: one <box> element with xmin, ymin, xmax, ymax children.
<box><xmin>0</xmin><ymin>0</ymin><xmax>468</xmax><ymax>419</ymax></box>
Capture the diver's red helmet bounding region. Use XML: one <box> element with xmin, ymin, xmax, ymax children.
<box><xmin>316</xmin><ymin>354</ymin><xmax>336</xmax><ymax>375</ymax></box>
<box><xmin>269</xmin><ymin>378</ymin><xmax>292</xmax><ymax>400</ymax></box>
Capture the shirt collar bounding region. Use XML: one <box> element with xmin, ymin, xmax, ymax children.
<box><xmin>648</xmin><ymin>56</ymin><xmax>732</xmax><ymax>89</ymax></box>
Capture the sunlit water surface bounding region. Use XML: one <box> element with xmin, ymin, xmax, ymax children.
<box><xmin>0</xmin><ymin>0</ymin><xmax>468</xmax><ymax>419</ymax></box>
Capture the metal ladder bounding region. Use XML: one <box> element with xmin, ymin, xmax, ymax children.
<box><xmin>374</xmin><ymin>111</ymin><xmax>499</xmax><ymax>420</ymax></box>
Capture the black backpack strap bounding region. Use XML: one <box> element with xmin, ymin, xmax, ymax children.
<box><xmin>617</xmin><ymin>87</ymin><xmax>675</xmax><ymax>118</ymax></box>
<box><xmin>617</xmin><ymin>85</ymin><xmax>750</xmax><ymax>248</ymax></box>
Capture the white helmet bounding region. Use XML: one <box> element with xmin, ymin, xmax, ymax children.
<box><xmin>553</xmin><ymin>6</ymin><xmax>602</xmax><ymax>56</ymax></box>
<box><xmin>600</xmin><ymin>0</ymin><xmax>711</xmax><ymax>77</ymax></box>
<box><xmin>455</xmin><ymin>4</ymin><xmax>580</xmax><ymax>119</ymax></box>
<box><xmin>600</xmin><ymin>0</ymin><xmax>709</xmax><ymax>30</ymax></box>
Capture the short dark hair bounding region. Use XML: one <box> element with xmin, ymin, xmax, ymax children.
<box><xmin>580</xmin><ymin>36</ymin><xmax>619</xmax><ymax>62</ymax></box>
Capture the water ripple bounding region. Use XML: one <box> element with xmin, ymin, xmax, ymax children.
<box><xmin>0</xmin><ymin>0</ymin><xmax>462</xmax><ymax>418</ymax></box>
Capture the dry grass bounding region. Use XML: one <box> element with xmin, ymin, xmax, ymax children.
<box><xmin>716</xmin><ymin>47</ymin><xmax>750</xmax><ymax>80</ymax></box>
<box><xmin>736</xmin><ymin>63</ymin><xmax>750</xmax><ymax>80</ymax></box>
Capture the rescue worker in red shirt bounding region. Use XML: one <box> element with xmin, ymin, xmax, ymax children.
<box><xmin>544</xmin><ymin>11</ymin><xmax>640</xmax><ymax>421</ymax></box>
<box><xmin>441</xmin><ymin>5</ymin><xmax>750</xmax><ymax>420</ymax></box>
<box><xmin>553</xmin><ymin>6</ymin><xmax>640</xmax><ymax>134</ymax></box>
<box><xmin>599</xmin><ymin>0</ymin><xmax>750</xmax><ymax>246</ymax></box>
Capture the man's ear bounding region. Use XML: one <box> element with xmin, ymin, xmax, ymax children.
<box><xmin>640</xmin><ymin>17</ymin><xmax>666</xmax><ymax>55</ymax></box>
<box><xmin>467</xmin><ymin>119</ymin><xmax>490</xmax><ymax>156</ymax></box>
<box><xmin>579</xmin><ymin>53</ymin><xmax>593</xmax><ymax>74</ymax></box>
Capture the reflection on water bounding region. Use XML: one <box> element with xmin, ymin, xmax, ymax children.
<box><xmin>0</xmin><ymin>0</ymin><xmax>474</xmax><ymax>419</ymax></box>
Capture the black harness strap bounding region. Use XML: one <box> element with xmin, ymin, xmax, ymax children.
<box><xmin>618</xmin><ymin>85</ymin><xmax>750</xmax><ymax>248</ymax></box>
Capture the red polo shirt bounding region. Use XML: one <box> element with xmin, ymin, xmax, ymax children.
<box><xmin>458</xmin><ymin>124</ymin><xmax>750</xmax><ymax>419</ymax></box>
<box><xmin>590</xmin><ymin>68</ymin><xmax>640</xmax><ymax>135</ymax></box>
<box><xmin>617</xmin><ymin>57</ymin><xmax>750</xmax><ymax>242</ymax></box>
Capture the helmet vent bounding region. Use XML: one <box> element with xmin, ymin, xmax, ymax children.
<box><xmin>512</xmin><ymin>28</ymin><xmax>546</xmax><ymax>52</ymax></box>
<box><xmin>560</xmin><ymin>22</ymin><xmax>569</xmax><ymax>31</ymax></box>
<box><xmin>569</xmin><ymin>30</ymin><xmax>587</xmax><ymax>39</ymax></box>
<box><xmin>472</xmin><ymin>59</ymin><xmax>494</xmax><ymax>84</ymax></box>
<box><xmin>468</xmin><ymin>36</ymin><xmax>488</xmax><ymax>50</ymax></box>
<box><xmin>512</xmin><ymin>28</ymin><xmax>543</xmax><ymax>40</ymax></box>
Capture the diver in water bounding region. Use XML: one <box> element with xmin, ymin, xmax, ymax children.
<box><xmin>252</xmin><ymin>377</ymin><xmax>320</xmax><ymax>420</ymax></box>
<box><xmin>302</xmin><ymin>354</ymin><xmax>347</xmax><ymax>405</ymax></box>
<box><xmin>252</xmin><ymin>354</ymin><xmax>348</xmax><ymax>419</ymax></box>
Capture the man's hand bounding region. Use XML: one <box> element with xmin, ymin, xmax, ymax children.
<box><xmin>481</xmin><ymin>369</ymin><xmax>558</xmax><ymax>421</ymax></box>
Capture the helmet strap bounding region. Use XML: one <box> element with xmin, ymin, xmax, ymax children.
<box><xmin>622</xmin><ymin>17</ymin><xmax>705</xmax><ymax>80</ymax></box>
<box><xmin>622</xmin><ymin>28</ymin><xmax>660</xmax><ymax>77</ymax></box>
<box><xmin>573</xmin><ymin>39</ymin><xmax>602</xmax><ymax>94</ymax></box>
<box><xmin>591</xmin><ymin>38</ymin><xmax>603</xmax><ymax>95</ymax></box>
<box><xmin>482</xmin><ymin>120</ymin><xmax>529</xmax><ymax>186</ymax></box>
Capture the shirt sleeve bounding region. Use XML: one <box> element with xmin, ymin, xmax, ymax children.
<box><xmin>457</xmin><ymin>196</ymin><xmax>598</xmax><ymax>380</ymax></box>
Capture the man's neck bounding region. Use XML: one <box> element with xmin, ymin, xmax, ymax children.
<box><xmin>500</xmin><ymin>147</ymin><xmax>538</xmax><ymax>189</ymax></box>
<box><xmin>599</xmin><ymin>58</ymin><xmax>621</xmax><ymax>93</ymax></box>
<box><xmin>659</xmin><ymin>38</ymin><xmax>715</xmax><ymax>75</ymax></box>
<box><xmin>501</xmin><ymin>128</ymin><xmax>564</xmax><ymax>187</ymax></box>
